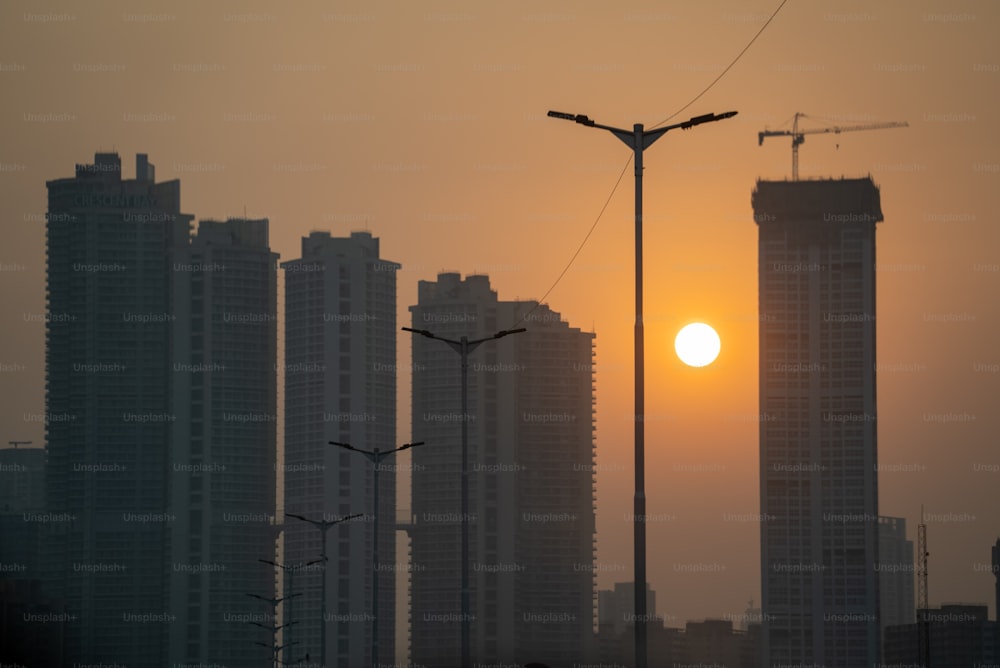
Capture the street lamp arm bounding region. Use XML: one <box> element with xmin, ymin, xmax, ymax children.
<box><xmin>547</xmin><ymin>109</ymin><xmax>596</xmax><ymax>126</ymax></box>
<box><xmin>677</xmin><ymin>110</ymin><xmax>739</xmax><ymax>130</ymax></box>
<box><xmin>403</xmin><ymin>326</ymin><xmax>464</xmax><ymax>346</ymax></box>
<box><xmin>467</xmin><ymin>327</ymin><xmax>528</xmax><ymax>347</ymax></box>
<box><xmin>398</xmin><ymin>441</ymin><xmax>425</xmax><ymax>452</ymax></box>
<box><xmin>328</xmin><ymin>440</ymin><xmax>359</xmax><ymax>452</ymax></box>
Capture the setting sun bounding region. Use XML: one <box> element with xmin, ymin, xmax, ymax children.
<box><xmin>674</xmin><ymin>322</ymin><xmax>721</xmax><ymax>367</ymax></box>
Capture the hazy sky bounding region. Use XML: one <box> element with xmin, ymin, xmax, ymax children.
<box><xmin>2</xmin><ymin>0</ymin><xmax>998</xmax><ymax>629</ymax></box>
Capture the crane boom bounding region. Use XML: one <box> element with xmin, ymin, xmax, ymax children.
<box><xmin>758</xmin><ymin>112</ymin><xmax>908</xmax><ymax>179</ymax></box>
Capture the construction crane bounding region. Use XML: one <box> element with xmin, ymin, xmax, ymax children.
<box><xmin>8</xmin><ymin>440</ymin><xmax>32</xmax><ymax>448</ymax></box>
<box><xmin>758</xmin><ymin>112</ymin><xmax>908</xmax><ymax>180</ymax></box>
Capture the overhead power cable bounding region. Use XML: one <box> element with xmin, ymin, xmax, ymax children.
<box><xmin>512</xmin><ymin>0</ymin><xmax>789</xmax><ymax>328</ymax></box>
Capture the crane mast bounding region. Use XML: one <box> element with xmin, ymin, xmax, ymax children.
<box><xmin>758</xmin><ymin>111</ymin><xmax>908</xmax><ymax>179</ymax></box>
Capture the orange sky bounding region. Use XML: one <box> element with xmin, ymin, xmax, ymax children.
<box><xmin>1</xmin><ymin>0</ymin><xmax>998</xmax><ymax>639</ymax></box>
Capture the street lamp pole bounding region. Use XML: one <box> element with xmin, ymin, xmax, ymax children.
<box><xmin>247</xmin><ymin>592</ymin><xmax>300</xmax><ymax>668</ymax></box>
<box><xmin>285</xmin><ymin>511</ymin><xmax>363</xmax><ymax>668</ymax></box>
<box><xmin>329</xmin><ymin>440</ymin><xmax>426</xmax><ymax>668</ymax></box>
<box><xmin>547</xmin><ymin>108</ymin><xmax>737</xmax><ymax>668</ymax></box>
<box><xmin>402</xmin><ymin>326</ymin><xmax>526</xmax><ymax>667</ymax></box>
<box><xmin>260</xmin><ymin>557</ymin><xmax>322</xmax><ymax>663</ymax></box>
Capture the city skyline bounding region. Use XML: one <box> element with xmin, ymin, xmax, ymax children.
<box><xmin>3</xmin><ymin>151</ymin><xmax>998</xmax><ymax>666</ymax></box>
<box><xmin>2</xmin><ymin>0</ymin><xmax>998</xmax><ymax>646</ymax></box>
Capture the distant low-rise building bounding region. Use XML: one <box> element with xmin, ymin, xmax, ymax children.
<box><xmin>884</xmin><ymin>603</ymin><xmax>998</xmax><ymax>667</ymax></box>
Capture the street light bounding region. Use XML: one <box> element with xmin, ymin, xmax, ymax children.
<box><xmin>329</xmin><ymin>440</ymin><xmax>426</xmax><ymax>668</ymax></box>
<box><xmin>547</xmin><ymin>108</ymin><xmax>737</xmax><ymax>668</ymax></box>
<box><xmin>260</xmin><ymin>557</ymin><xmax>322</xmax><ymax>661</ymax></box>
<box><xmin>255</xmin><ymin>641</ymin><xmax>299</xmax><ymax>668</ymax></box>
<box><xmin>402</xmin><ymin>325</ymin><xmax>526</xmax><ymax>667</ymax></box>
<box><xmin>246</xmin><ymin>592</ymin><xmax>301</xmax><ymax>668</ymax></box>
<box><xmin>284</xmin><ymin>511</ymin><xmax>363</xmax><ymax>667</ymax></box>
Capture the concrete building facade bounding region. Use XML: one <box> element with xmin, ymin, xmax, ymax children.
<box><xmin>754</xmin><ymin>178</ymin><xmax>883</xmax><ymax>667</ymax></box>
<box><xmin>409</xmin><ymin>273</ymin><xmax>596</xmax><ymax>667</ymax></box>
<box><xmin>283</xmin><ymin>231</ymin><xmax>399</xmax><ymax>667</ymax></box>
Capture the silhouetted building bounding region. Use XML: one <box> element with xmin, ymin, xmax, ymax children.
<box><xmin>43</xmin><ymin>152</ymin><xmax>193</xmax><ymax>665</ymax></box>
<box><xmin>686</xmin><ymin>619</ymin><xmax>743</xmax><ymax>666</ymax></box>
<box><xmin>409</xmin><ymin>273</ymin><xmax>596</xmax><ymax>667</ymax></box>
<box><xmin>596</xmin><ymin>614</ymin><xmax>684</xmax><ymax>668</ymax></box>
<box><xmin>598</xmin><ymin>581</ymin><xmax>658</xmax><ymax>636</ymax></box>
<box><xmin>0</xmin><ymin>447</ymin><xmax>45</xmax><ymax>584</ymax></box>
<box><xmin>0</xmin><ymin>579</ymin><xmax>67</xmax><ymax>666</ymax></box>
<box><xmin>878</xmin><ymin>516</ymin><xmax>914</xmax><ymax>641</ymax></box>
<box><xmin>595</xmin><ymin>613</ymin><xmax>761</xmax><ymax>668</ymax></box>
<box><xmin>283</xmin><ymin>231</ymin><xmax>399</xmax><ymax>666</ymax></box>
<box><xmin>0</xmin><ymin>446</ymin><xmax>45</xmax><ymax>513</ymax></box>
<box><xmin>43</xmin><ymin>154</ymin><xmax>281</xmax><ymax>666</ymax></box>
<box><xmin>735</xmin><ymin>598</ymin><xmax>763</xmax><ymax>632</ymax></box>
<box><xmin>884</xmin><ymin>603</ymin><xmax>998</xmax><ymax>667</ymax></box>
<box><xmin>754</xmin><ymin>177</ymin><xmax>883</xmax><ymax>667</ymax></box>
<box><xmin>993</xmin><ymin>538</ymin><xmax>1000</xmax><ymax>623</ymax></box>
<box><xmin>168</xmin><ymin>217</ymin><xmax>279</xmax><ymax>666</ymax></box>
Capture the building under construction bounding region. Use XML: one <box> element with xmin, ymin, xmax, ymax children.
<box><xmin>754</xmin><ymin>177</ymin><xmax>883</xmax><ymax>667</ymax></box>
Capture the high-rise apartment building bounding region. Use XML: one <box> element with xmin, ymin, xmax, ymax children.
<box><xmin>44</xmin><ymin>153</ymin><xmax>192</xmax><ymax>665</ymax></box>
<box><xmin>283</xmin><ymin>231</ymin><xmax>399</xmax><ymax>667</ymax></box>
<box><xmin>44</xmin><ymin>154</ymin><xmax>279</xmax><ymax>666</ymax></box>
<box><xmin>754</xmin><ymin>177</ymin><xmax>883</xmax><ymax>667</ymax></box>
<box><xmin>168</xmin><ymin>217</ymin><xmax>278</xmax><ymax>666</ymax></box>
<box><xmin>409</xmin><ymin>272</ymin><xmax>596</xmax><ymax>667</ymax></box>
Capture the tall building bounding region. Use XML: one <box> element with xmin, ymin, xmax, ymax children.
<box><xmin>878</xmin><ymin>516</ymin><xmax>914</xmax><ymax>636</ymax></box>
<box><xmin>44</xmin><ymin>152</ymin><xmax>193</xmax><ymax>665</ymax></box>
<box><xmin>754</xmin><ymin>178</ymin><xmax>883</xmax><ymax>667</ymax></box>
<box><xmin>44</xmin><ymin>155</ymin><xmax>280</xmax><ymax>666</ymax></box>
<box><xmin>283</xmin><ymin>231</ymin><xmax>399</xmax><ymax>667</ymax></box>
<box><xmin>168</xmin><ymin>218</ymin><xmax>279</xmax><ymax>666</ymax></box>
<box><xmin>409</xmin><ymin>272</ymin><xmax>596</xmax><ymax>667</ymax></box>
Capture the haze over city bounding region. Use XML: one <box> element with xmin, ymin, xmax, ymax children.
<box><xmin>1</xmin><ymin>0</ymin><xmax>998</xmax><ymax>664</ymax></box>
